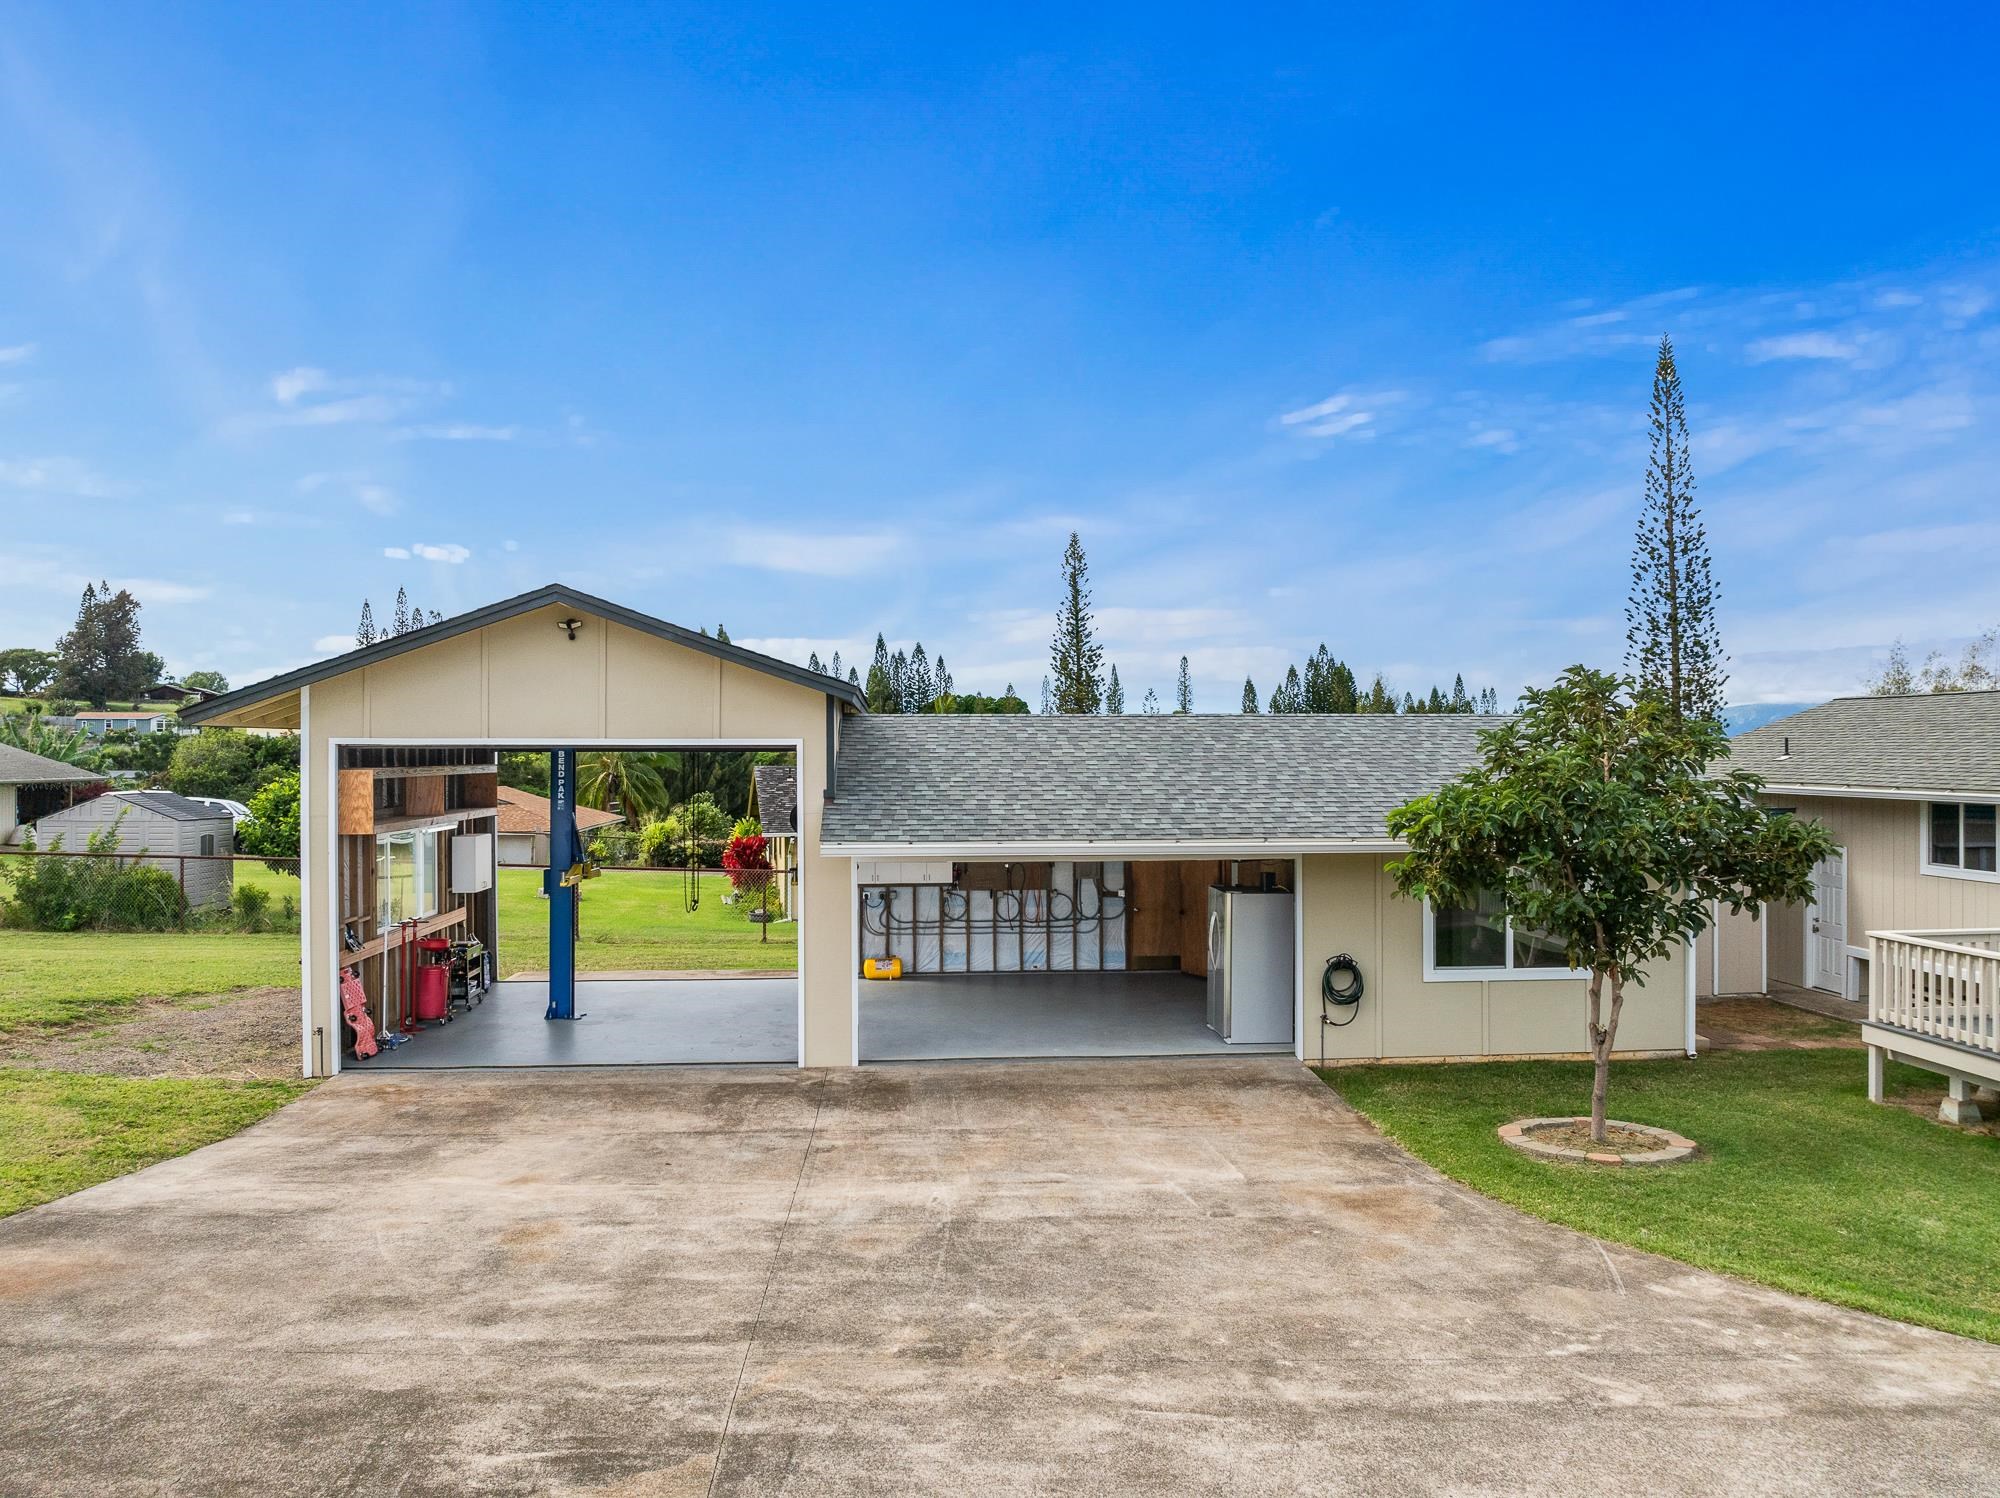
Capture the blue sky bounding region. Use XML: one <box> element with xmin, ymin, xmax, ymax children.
<box><xmin>3</xmin><ymin>4</ymin><xmax>1997</xmax><ymax>710</ymax></box>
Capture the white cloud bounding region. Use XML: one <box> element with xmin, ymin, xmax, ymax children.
<box><xmin>313</xmin><ymin>633</ymin><xmax>357</xmax><ymax>654</ymax></box>
<box><xmin>271</xmin><ymin>366</ymin><xmax>329</xmax><ymax>405</ymax></box>
<box><xmin>1278</xmin><ymin>391</ymin><xmax>1403</xmax><ymax>440</ymax></box>
<box><xmin>241</xmin><ymin>369</ymin><xmax>452</xmax><ymax>431</ymax></box>
<box><xmin>502</xmin><ymin>538</ymin><xmax>520</xmax><ymax>552</ymax></box>
<box><xmin>396</xmin><ymin>423</ymin><xmax>518</xmax><ymax>442</ymax></box>
<box><xmin>1874</xmin><ymin>290</ymin><xmax>1922</xmax><ymax>310</ymax></box>
<box><xmin>112</xmin><ymin>577</ymin><xmax>209</xmax><ymax>604</ymax></box>
<box><xmin>382</xmin><ymin>546</ymin><xmax>412</xmax><ymax>560</ymax></box>
<box><xmin>1466</xmin><ymin>424</ymin><xmax>1519</xmax><ymax>453</ymax></box>
<box><xmin>722</xmin><ymin>529</ymin><xmax>900</xmax><ymax>577</ymax></box>
<box><xmin>355</xmin><ymin>483</ymin><xmax>397</xmax><ymax>516</ymax></box>
<box><xmin>1938</xmin><ymin>285</ymin><xmax>1995</xmax><ymax>322</ymax></box>
<box><xmin>222</xmin><ymin>509</ymin><xmax>256</xmax><ymax>525</ymax></box>
<box><xmin>0</xmin><ymin>456</ymin><xmax>122</xmax><ymax>498</ymax></box>
<box><xmin>0</xmin><ymin>343</ymin><xmax>36</xmax><ymax>365</ymax></box>
<box><xmin>1746</xmin><ymin>331</ymin><xmax>1861</xmax><ymax>363</ymax></box>
<box><xmin>410</xmin><ymin>542</ymin><xmax>470</xmax><ymax>563</ymax></box>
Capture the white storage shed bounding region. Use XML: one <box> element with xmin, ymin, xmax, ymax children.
<box><xmin>31</xmin><ymin>790</ymin><xmax>237</xmax><ymax>909</ymax></box>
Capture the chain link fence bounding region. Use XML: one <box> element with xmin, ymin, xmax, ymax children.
<box><xmin>0</xmin><ymin>849</ymin><xmax>303</xmax><ymax>934</ymax></box>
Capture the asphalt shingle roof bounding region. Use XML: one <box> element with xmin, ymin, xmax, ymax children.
<box><xmin>0</xmin><ymin>744</ymin><xmax>105</xmax><ymax>787</ymax></box>
<box><xmin>753</xmin><ymin>763</ymin><xmax>799</xmax><ymax>835</ymax></box>
<box><xmin>1726</xmin><ymin>691</ymin><xmax>2000</xmax><ymax>797</ymax></box>
<box><xmin>822</xmin><ymin>713</ymin><xmax>1507</xmax><ymax>847</ymax></box>
<box><xmin>494</xmin><ymin>786</ymin><xmax>625</xmax><ymax>836</ymax></box>
<box><xmin>112</xmin><ymin>790</ymin><xmax>233</xmax><ymax>824</ymax></box>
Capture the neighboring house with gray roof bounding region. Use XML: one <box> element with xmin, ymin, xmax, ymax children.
<box><xmin>0</xmin><ymin>744</ymin><xmax>107</xmax><ymax>844</ymax></box>
<box><xmin>751</xmin><ymin>763</ymin><xmax>799</xmax><ymax>916</ymax></box>
<box><xmin>30</xmin><ymin>789</ymin><xmax>237</xmax><ymax>908</ymax></box>
<box><xmin>1702</xmin><ymin>692</ymin><xmax>2000</xmax><ymax>1006</ymax></box>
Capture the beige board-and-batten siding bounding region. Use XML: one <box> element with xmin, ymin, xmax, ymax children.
<box><xmin>1298</xmin><ymin>853</ymin><xmax>1686</xmax><ymax>1063</ymax></box>
<box><xmin>1755</xmin><ymin>793</ymin><xmax>2000</xmax><ymax>992</ymax></box>
<box><xmin>297</xmin><ymin>601</ymin><xmax>845</xmax><ymax>1070</ymax></box>
<box><xmin>1695</xmin><ymin>901</ymin><xmax>1768</xmax><ymax>998</ymax></box>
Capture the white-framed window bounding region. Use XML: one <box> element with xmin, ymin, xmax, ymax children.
<box><xmin>1422</xmin><ymin>888</ymin><xmax>1583</xmax><ymax>981</ymax></box>
<box><xmin>1922</xmin><ymin>800</ymin><xmax>1999</xmax><ymax>882</ymax></box>
<box><xmin>376</xmin><ymin>829</ymin><xmax>443</xmax><ymax>927</ymax></box>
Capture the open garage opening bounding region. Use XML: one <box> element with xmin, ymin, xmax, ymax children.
<box><xmin>334</xmin><ymin>741</ymin><xmax>800</xmax><ymax>1070</ymax></box>
<box><xmin>856</xmin><ymin>856</ymin><xmax>1299</xmax><ymax>1062</ymax></box>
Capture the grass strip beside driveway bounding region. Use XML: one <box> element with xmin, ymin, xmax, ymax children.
<box><xmin>0</xmin><ymin>932</ymin><xmax>299</xmax><ymax>1038</ymax></box>
<box><xmin>0</xmin><ymin>1069</ymin><xmax>313</xmax><ymax>1217</ymax></box>
<box><xmin>1323</xmin><ymin>1049</ymin><xmax>2000</xmax><ymax>1344</ymax></box>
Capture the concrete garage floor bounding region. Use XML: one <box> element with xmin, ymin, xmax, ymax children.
<box><xmin>861</xmin><ymin>970</ymin><xmax>1292</xmax><ymax>1060</ymax></box>
<box><xmin>4</xmin><ymin>1063</ymin><xmax>2000</xmax><ymax>1495</ymax></box>
<box><xmin>364</xmin><ymin>976</ymin><xmax>798</xmax><ymax>1067</ymax></box>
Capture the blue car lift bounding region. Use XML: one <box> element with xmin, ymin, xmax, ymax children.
<box><xmin>544</xmin><ymin>748</ymin><xmax>580</xmax><ymax>1021</ymax></box>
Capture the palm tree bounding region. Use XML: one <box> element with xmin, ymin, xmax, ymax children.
<box><xmin>576</xmin><ymin>751</ymin><xmax>669</xmax><ymax>820</ymax></box>
<box><xmin>0</xmin><ymin>712</ymin><xmax>100</xmax><ymax>768</ymax></box>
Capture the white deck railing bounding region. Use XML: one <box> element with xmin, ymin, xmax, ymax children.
<box><xmin>1868</xmin><ymin>929</ymin><xmax>2000</xmax><ymax>1057</ymax></box>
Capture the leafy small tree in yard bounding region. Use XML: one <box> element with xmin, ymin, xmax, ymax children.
<box><xmin>1241</xmin><ymin>677</ymin><xmax>1259</xmax><ymax>713</ymax></box>
<box><xmin>239</xmin><ymin>771</ymin><xmax>302</xmax><ymax>867</ymax></box>
<box><xmin>393</xmin><ymin>588</ymin><xmax>411</xmax><ymax>636</ymax></box>
<box><xmin>0</xmin><ymin>647</ymin><xmax>57</xmax><ymax>696</ymax></box>
<box><xmin>1175</xmin><ymin>656</ymin><xmax>1193</xmax><ymax>713</ymax></box>
<box><xmin>1049</xmin><ymin>531</ymin><xmax>1105</xmax><ymax>714</ymax></box>
<box><xmin>1387</xmin><ymin>666</ymin><xmax>1835</xmax><ymax>1143</ymax></box>
<box><xmin>181</xmin><ymin>669</ymin><xmax>229</xmax><ymax>694</ymax></box>
<box><xmin>356</xmin><ymin>600</ymin><xmax>378</xmax><ymax>647</ymax></box>
<box><xmin>1105</xmin><ymin>665</ymin><xmax>1126</xmax><ymax>715</ymax></box>
<box><xmin>1140</xmin><ymin>687</ymin><xmax>1160</xmax><ymax>715</ymax></box>
<box><xmin>1626</xmin><ymin>335</ymin><xmax>1727</xmax><ymax>723</ymax></box>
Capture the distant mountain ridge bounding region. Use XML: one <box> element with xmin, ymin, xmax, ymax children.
<box><xmin>1723</xmin><ymin>701</ymin><xmax>1823</xmax><ymax>737</ymax></box>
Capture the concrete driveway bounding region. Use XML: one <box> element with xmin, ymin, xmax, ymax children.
<box><xmin>3</xmin><ymin>1060</ymin><xmax>1998</xmax><ymax>1495</ymax></box>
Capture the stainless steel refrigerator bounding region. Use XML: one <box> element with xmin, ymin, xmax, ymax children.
<box><xmin>1205</xmin><ymin>885</ymin><xmax>1295</xmax><ymax>1045</ymax></box>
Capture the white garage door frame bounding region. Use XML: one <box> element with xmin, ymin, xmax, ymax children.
<box><xmin>319</xmin><ymin>734</ymin><xmax>806</xmax><ymax>1076</ymax></box>
<box><xmin>838</xmin><ymin>845</ymin><xmax>1340</xmax><ymax>1065</ymax></box>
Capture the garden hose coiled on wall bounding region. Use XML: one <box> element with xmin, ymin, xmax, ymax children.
<box><xmin>1321</xmin><ymin>953</ymin><xmax>1364</xmax><ymax>1028</ymax></box>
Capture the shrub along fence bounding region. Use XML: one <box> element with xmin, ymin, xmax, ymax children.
<box><xmin>0</xmin><ymin>849</ymin><xmax>302</xmax><ymax>934</ymax></box>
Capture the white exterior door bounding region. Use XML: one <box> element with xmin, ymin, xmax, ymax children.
<box><xmin>1807</xmin><ymin>849</ymin><xmax>1848</xmax><ymax>995</ymax></box>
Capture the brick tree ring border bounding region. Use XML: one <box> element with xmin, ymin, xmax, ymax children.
<box><xmin>1497</xmin><ymin>1117</ymin><xmax>1698</xmax><ymax>1166</ymax></box>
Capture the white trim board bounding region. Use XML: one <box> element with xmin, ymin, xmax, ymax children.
<box><xmin>1759</xmin><ymin>783</ymin><xmax>2000</xmax><ymax>804</ymax></box>
<box><xmin>1419</xmin><ymin>896</ymin><xmax>1588</xmax><ymax>983</ymax></box>
<box><xmin>322</xmin><ymin>735</ymin><xmax>808</xmax><ymax>1073</ymax></box>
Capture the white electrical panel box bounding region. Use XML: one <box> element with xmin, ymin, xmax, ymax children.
<box><xmin>451</xmin><ymin>832</ymin><xmax>496</xmax><ymax>893</ymax></box>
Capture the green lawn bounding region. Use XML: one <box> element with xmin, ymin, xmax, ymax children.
<box><xmin>1324</xmin><ymin>1049</ymin><xmax>2000</xmax><ymax>1343</ymax></box>
<box><xmin>0</xmin><ymin>1069</ymin><xmax>311</xmax><ymax>1216</ymax></box>
<box><xmin>0</xmin><ymin>931</ymin><xmax>298</xmax><ymax>1038</ymax></box>
<box><xmin>496</xmin><ymin>867</ymin><xmax>796</xmax><ymax>974</ymax></box>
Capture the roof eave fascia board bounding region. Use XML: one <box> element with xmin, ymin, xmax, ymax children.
<box><xmin>180</xmin><ymin>583</ymin><xmax>865</xmax><ymax>728</ymax></box>
<box><xmin>1757</xmin><ymin>783</ymin><xmax>2000</xmax><ymax>803</ymax></box>
<box><xmin>818</xmin><ymin>837</ymin><xmax>1409</xmax><ymax>859</ymax></box>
